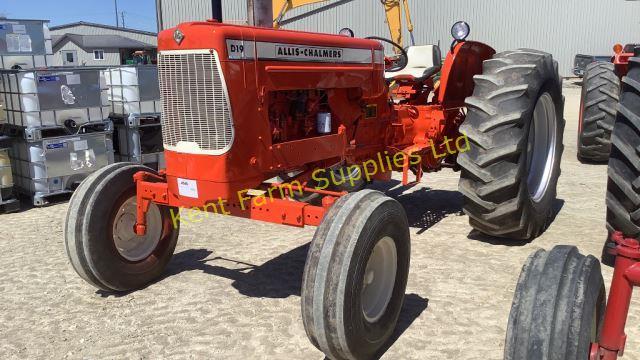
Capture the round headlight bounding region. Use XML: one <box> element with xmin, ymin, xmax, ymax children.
<box><xmin>174</xmin><ymin>29</ymin><xmax>185</xmax><ymax>44</ymax></box>
<box><xmin>614</xmin><ymin>43</ymin><xmax>624</xmax><ymax>54</ymax></box>
<box><xmin>339</xmin><ymin>28</ymin><xmax>355</xmax><ymax>38</ymax></box>
<box><xmin>451</xmin><ymin>21</ymin><xmax>471</xmax><ymax>41</ymax></box>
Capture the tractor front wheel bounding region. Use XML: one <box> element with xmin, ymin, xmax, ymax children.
<box><xmin>64</xmin><ymin>163</ymin><xmax>179</xmax><ymax>292</ymax></box>
<box><xmin>504</xmin><ymin>246</ymin><xmax>606</xmax><ymax>360</ymax></box>
<box><xmin>457</xmin><ymin>49</ymin><xmax>565</xmax><ymax>240</ymax></box>
<box><xmin>301</xmin><ymin>190</ymin><xmax>410</xmax><ymax>360</ymax></box>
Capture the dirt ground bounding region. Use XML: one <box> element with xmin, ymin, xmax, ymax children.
<box><xmin>1</xmin><ymin>82</ymin><xmax>638</xmax><ymax>360</ymax></box>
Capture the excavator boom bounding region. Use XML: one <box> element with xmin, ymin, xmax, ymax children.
<box><xmin>272</xmin><ymin>0</ymin><xmax>415</xmax><ymax>49</ymax></box>
<box><xmin>380</xmin><ymin>0</ymin><xmax>415</xmax><ymax>48</ymax></box>
<box><xmin>272</xmin><ymin>0</ymin><xmax>336</xmax><ymax>25</ymax></box>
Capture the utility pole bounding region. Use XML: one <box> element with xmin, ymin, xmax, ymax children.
<box><xmin>212</xmin><ymin>0</ymin><xmax>223</xmax><ymax>22</ymax></box>
<box><xmin>247</xmin><ymin>0</ymin><xmax>273</xmax><ymax>28</ymax></box>
<box><xmin>114</xmin><ymin>0</ymin><xmax>119</xmax><ymax>27</ymax></box>
<box><xmin>121</xmin><ymin>11</ymin><xmax>126</xmax><ymax>28</ymax></box>
<box><xmin>156</xmin><ymin>0</ymin><xmax>163</xmax><ymax>31</ymax></box>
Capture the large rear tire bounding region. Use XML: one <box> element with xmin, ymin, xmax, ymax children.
<box><xmin>457</xmin><ymin>49</ymin><xmax>565</xmax><ymax>240</ymax></box>
<box><xmin>578</xmin><ymin>62</ymin><xmax>620</xmax><ymax>162</ymax></box>
<box><xmin>301</xmin><ymin>190</ymin><xmax>410</xmax><ymax>360</ymax></box>
<box><xmin>604</xmin><ymin>56</ymin><xmax>640</xmax><ymax>266</ymax></box>
<box><xmin>504</xmin><ymin>246</ymin><xmax>606</xmax><ymax>360</ymax></box>
<box><xmin>65</xmin><ymin>164</ymin><xmax>179</xmax><ymax>292</ymax></box>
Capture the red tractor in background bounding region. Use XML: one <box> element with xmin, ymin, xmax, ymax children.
<box><xmin>577</xmin><ymin>43</ymin><xmax>640</xmax><ymax>266</ymax></box>
<box><xmin>64</xmin><ymin>4</ymin><xmax>565</xmax><ymax>359</ymax></box>
<box><xmin>505</xmin><ymin>48</ymin><xmax>640</xmax><ymax>360</ymax></box>
<box><xmin>577</xmin><ymin>43</ymin><xmax>637</xmax><ymax>162</ymax></box>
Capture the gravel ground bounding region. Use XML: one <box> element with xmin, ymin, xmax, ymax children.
<box><xmin>1</xmin><ymin>82</ymin><xmax>638</xmax><ymax>360</ymax></box>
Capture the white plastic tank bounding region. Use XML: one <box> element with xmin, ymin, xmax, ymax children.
<box><xmin>0</xmin><ymin>68</ymin><xmax>110</xmax><ymax>128</ymax></box>
<box><xmin>104</xmin><ymin>66</ymin><xmax>161</xmax><ymax>117</ymax></box>
<box><xmin>0</xmin><ymin>148</ymin><xmax>13</xmax><ymax>187</ymax></box>
<box><xmin>0</xmin><ymin>93</ymin><xmax>6</xmax><ymax>123</ymax></box>
<box><xmin>0</xmin><ymin>19</ymin><xmax>54</xmax><ymax>70</ymax></box>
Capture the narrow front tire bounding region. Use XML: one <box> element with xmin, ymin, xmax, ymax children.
<box><xmin>301</xmin><ymin>190</ymin><xmax>411</xmax><ymax>360</ymax></box>
<box><xmin>65</xmin><ymin>164</ymin><xmax>179</xmax><ymax>292</ymax></box>
<box><xmin>505</xmin><ymin>246</ymin><xmax>606</xmax><ymax>360</ymax></box>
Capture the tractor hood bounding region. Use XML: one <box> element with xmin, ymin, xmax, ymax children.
<box><xmin>158</xmin><ymin>21</ymin><xmax>384</xmax><ymax>65</ymax></box>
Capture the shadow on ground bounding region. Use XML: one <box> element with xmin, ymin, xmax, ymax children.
<box><xmin>577</xmin><ymin>158</ymin><xmax>609</xmax><ymax>166</ymax></box>
<box><xmin>166</xmin><ymin>244</ymin><xmax>308</xmax><ymax>299</ymax></box>
<box><xmin>368</xmin><ymin>180</ymin><xmax>464</xmax><ymax>234</ymax></box>
<box><xmin>95</xmin><ymin>180</ymin><xmax>446</xmax><ymax>354</ymax></box>
<box><xmin>114</xmin><ymin>244</ymin><xmax>429</xmax><ymax>358</ymax></box>
<box><xmin>375</xmin><ymin>293</ymin><xmax>429</xmax><ymax>358</ymax></box>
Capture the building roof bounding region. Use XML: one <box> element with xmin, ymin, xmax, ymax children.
<box><xmin>0</xmin><ymin>18</ymin><xmax>50</xmax><ymax>23</ymax></box>
<box><xmin>52</xmin><ymin>34</ymin><xmax>156</xmax><ymax>50</ymax></box>
<box><xmin>49</xmin><ymin>21</ymin><xmax>157</xmax><ymax>37</ymax></box>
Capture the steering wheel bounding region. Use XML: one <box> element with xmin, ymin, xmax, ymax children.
<box><xmin>365</xmin><ymin>36</ymin><xmax>408</xmax><ymax>73</ymax></box>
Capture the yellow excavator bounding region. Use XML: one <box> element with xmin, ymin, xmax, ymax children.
<box><xmin>272</xmin><ymin>0</ymin><xmax>415</xmax><ymax>50</ymax></box>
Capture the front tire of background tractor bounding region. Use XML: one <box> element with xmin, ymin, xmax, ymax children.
<box><xmin>504</xmin><ymin>246</ymin><xmax>606</xmax><ymax>360</ymax></box>
<box><xmin>65</xmin><ymin>164</ymin><xmax>179</xmax><ymax>292</ymax></box>
<box><xmin>603</xmin><ymin>56</ymin><xmax>640</xmax><ymax>266</ymax></box>
<box><xmin>457</xmin><ymin>49</ymin><xmax>565</xmax><ymax>240</ymax></box>
<box><xmin>578</xmin><ymin>62</ymin><xmax>620</xmax><ymax>162</ymax></box>
<box><xmin>301</xmin><ymin>190</ymin><xmax>410</xmax><ymax>360</ymax></box>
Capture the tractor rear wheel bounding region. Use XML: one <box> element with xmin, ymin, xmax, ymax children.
<box><xmin>457</xmin><ymin>49</ymin><xmax>565</xmax><ymax>240</ymax></box>
<box><xmin>65</xmin><ymin>164</ymin><xmax>179</xmax><ymax>292</ymax></box>
<box><xmin>301</xmin><ymin>190</ymin><xmax>410</xmax><ymax>360</ymax></box>
<box><xmin>578</xmin><ymin>61</ymin><xmax>620</xmax><ymax>162</ymax></box>
<box><xmin>604</xmin><ymin>56</ymin><xmax>640</xmax><ymax>266</ymax></box>
<box><xmin>504</xmin><ymin>246</ymin><xmax>606</xmax><ymax>360</ymax></box>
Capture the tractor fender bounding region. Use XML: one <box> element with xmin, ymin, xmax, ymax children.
<box><xmin>437</xmin><ymin>41</ymin><xmax>496</xmax><ymax>106</ymax></box>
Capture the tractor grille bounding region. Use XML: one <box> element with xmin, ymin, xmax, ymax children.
<box><xmin>158</xmin><ymin>50</ymin><xmax>234</xmax><ymax>154</ymax></box>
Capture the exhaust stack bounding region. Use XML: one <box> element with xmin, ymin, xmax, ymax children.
<box><xmin>247</xmin><ymin>0</ymin><xmax>274</xmax><ymax>27</ymax></box>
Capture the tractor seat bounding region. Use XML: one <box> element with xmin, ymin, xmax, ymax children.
<box><xmin>385</xmin><ymin>45</ymin><xmax>443</xmax><ymax>82</ymax></box>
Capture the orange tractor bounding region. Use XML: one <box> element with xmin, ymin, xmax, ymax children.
<box><xmin>65</xmin><ymin>1</ymin><xmax>564</xmax><ymax>358</ymax></box>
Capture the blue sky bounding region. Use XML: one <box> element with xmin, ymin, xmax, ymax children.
<box><xmin>0</xmin><ymin>0</ymin><xmax>158</xmax><ymax>32</ymax></box>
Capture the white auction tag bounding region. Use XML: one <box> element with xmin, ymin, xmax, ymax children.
<box><xmin>66</xmin><ymin>74</ymin><xmax>81</xmax><ymax>85</ymax></box>
<box><xmin>12</xmin><ymin>24</ymin><xmax>26</xmax><ymax>34</ymax></box>
<box><xmin>73</xmin><ymin>140</ymin><xmax>88</xmax><ymax>151</ymax></box>
<box><xmin>177</xmin><ymin>178</ymin><xmax>199</xmax><ymax>198</ymax></box>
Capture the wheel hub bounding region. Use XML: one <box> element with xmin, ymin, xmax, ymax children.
<box><xmin>113</xmin><ymin>197</ymin><xmax>163</xmax><ymax>262</ymax></box>
<box><xmin>361</xmin><ymin>236</ymin><xmax>398</xmax><ymax>323</ymax></box>
<box><xmin>526</xmin><ymin>92</ymin><xmax>558</xmax><ymax>203</ymax></box>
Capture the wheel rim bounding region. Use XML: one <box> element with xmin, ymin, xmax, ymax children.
<box><xmin>591</xmin><ymin>305</ymin><xmax>598</xmax><ymax>342</ymax></box>
<box><xmin>361</xmin><ymin>236</ymin><xmax>398</xmax><ymax>323</ymax></box>
<box><xmin>526</xmin><ymin>92</ymin><xmax>558</xmax><ymax>203</ymax></box>
<box><xmin>112</xmin><ymin>196</ymin><xmax>163</xmax><ymax>262</ymax></box>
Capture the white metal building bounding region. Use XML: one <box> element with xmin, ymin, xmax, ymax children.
<box><xmin>49</xmin><ymin>22</ymin><xmax>157</xmax><ymax>66</ymax></box>
<box><xmin>156</xmin><ymin>0</ymin><xmax>640</xmax><ymax>76</ymax></box>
